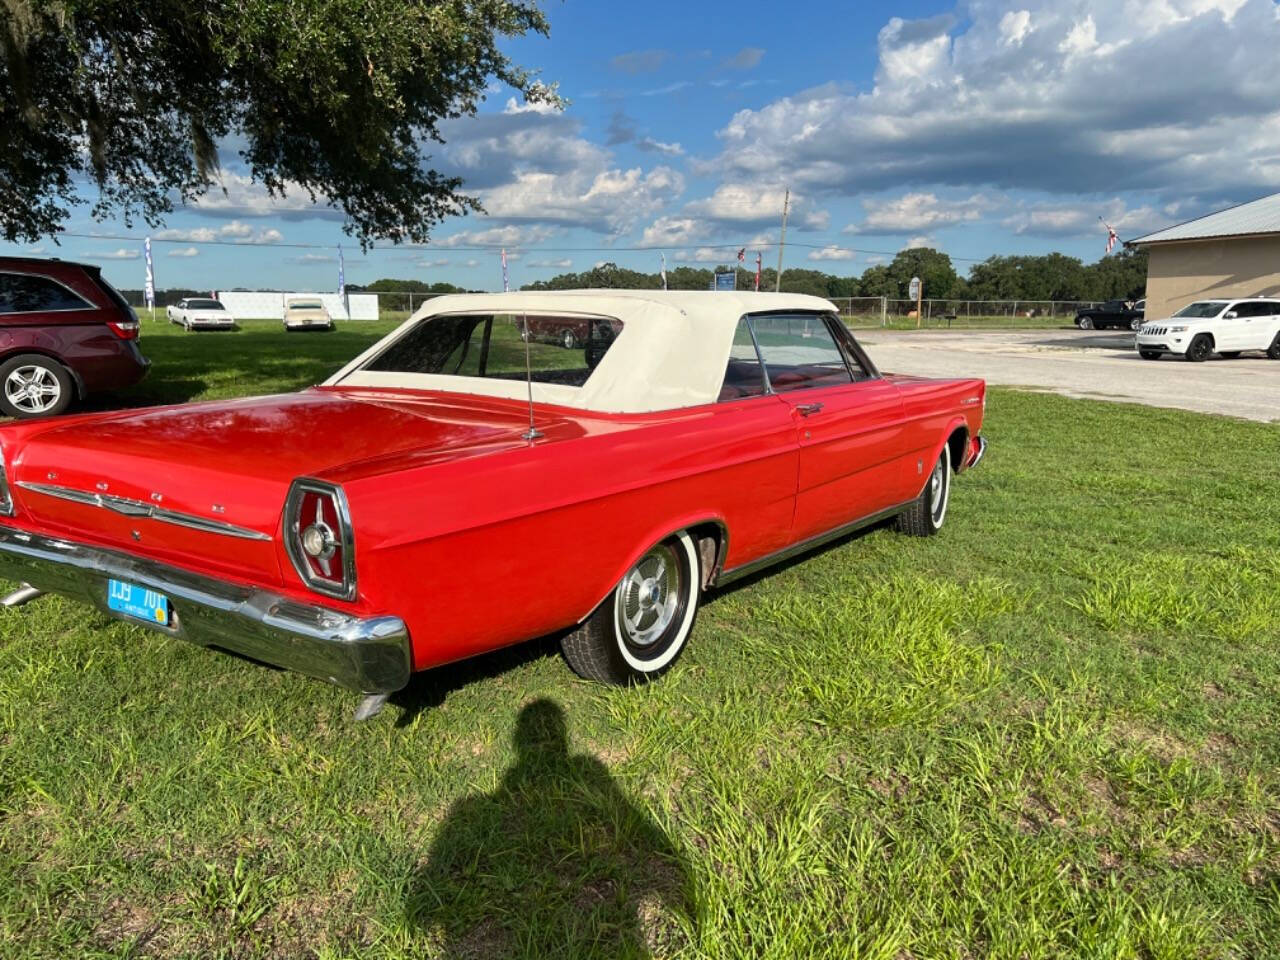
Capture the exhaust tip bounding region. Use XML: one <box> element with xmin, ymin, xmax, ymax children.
<box><xmin>2</xmin><ymin>584</ymin><xmax>44</xmax><ymax>608</ymax></box>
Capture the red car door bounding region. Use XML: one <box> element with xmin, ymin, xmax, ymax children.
<box><xmin>748</xmin><ymin>312</ymin><xmax>906</xmax><ymax>544</ymax></box>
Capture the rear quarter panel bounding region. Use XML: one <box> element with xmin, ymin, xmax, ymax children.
<box><xmin>887</xmin><ymin>375</ymin><xmax>985</xmax><ymax>494</ymax></box>
<box><xmin>331</xmin><ymin>396</ymin><xmax>801</xmax><ymax>671</ymax></box>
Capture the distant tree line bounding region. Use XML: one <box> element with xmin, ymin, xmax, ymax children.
<box><xmin>519</xmin><ymin>247</ymin><xmax>1149</xmax><ymax>302</ymax></box>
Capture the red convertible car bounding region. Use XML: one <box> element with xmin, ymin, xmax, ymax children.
<box><xmin>0</xmin><ymin>292</ymin><xmax>986</xmax><ymax>719</ymax></box>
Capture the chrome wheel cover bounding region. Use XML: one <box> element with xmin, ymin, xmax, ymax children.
<box><xmin>5</xmin><ymin>364</ymin><xmax>61</xmax><ymax>414</ymax></box>
<box><xmin>615</xmin><ymin>543</ymin><xmax>681</xmax><ymax>648</ymax></box>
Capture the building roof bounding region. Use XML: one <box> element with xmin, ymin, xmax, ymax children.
<box><xmin>327</xmin><ymin>289</ymin><xmax>839</xmax><ymax>413</ymax></box>
<box><xmin>1131</xmin><ymin>192</ymin><xmax>1280</xmax><ymax>245</ymax></box>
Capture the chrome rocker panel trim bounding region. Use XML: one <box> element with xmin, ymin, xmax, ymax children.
<box><xmin>17</xmin><ymin>482</ymin><xmax>272</xmax><ymax>541</ymax></box>
<box><xmin>715</xmin><ymin>500</ymin><xmax>912</xmax><ymax>587</ymax></box>
<box><xmin>0</xmin><ymin>525</ymin><xmax>411</xmax><ymax>694</ymax></box>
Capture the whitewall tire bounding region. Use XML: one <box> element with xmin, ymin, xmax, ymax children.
<box><xmin>560</xmin><ymin>530</ymin><xmax>701</xmax><ymax>684</ymax></box>
<box><xmin>895</xmin><ymin>443</ymin><xmax>952</xmax><ymax>537</ymax></box>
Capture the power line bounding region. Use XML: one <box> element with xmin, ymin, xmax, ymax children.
<box><xmin>54</xmin><ymin>231</ymin><xmax>987</xmax><ymax>262</ymax></box>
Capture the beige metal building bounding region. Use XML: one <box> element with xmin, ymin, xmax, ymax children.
<box><xmin>1131</xmin><ymin>193</ymin><xmax>1280</xmax><ymax>321</ymax></box>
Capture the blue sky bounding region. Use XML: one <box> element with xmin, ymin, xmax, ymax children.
<box><xmin>6</xmin><ymin>0</ymin><xmax>1280</xmax><ymax>293</ymax></box>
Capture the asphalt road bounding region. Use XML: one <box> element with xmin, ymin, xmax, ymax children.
<box><xmin>858</xmin><ymin>328</ymin><xmax>1279</xmax><ymax>423</ymax></box>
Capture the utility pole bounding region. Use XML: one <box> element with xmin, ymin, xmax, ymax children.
<box><xmin>774</xmin><ymin>188</ymin><xmax>790</xmax><ymax>293</ymax></box>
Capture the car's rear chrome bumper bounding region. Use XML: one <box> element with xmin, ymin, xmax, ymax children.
<box><xmin>962</xmin><ymin>435</ymin><xmax>987</xmax><ymax>471</ymax></box>
<box><xmin>0</xmin><ymin>525</ymin><xmax>411</xmax><ymax>694</ymax></box>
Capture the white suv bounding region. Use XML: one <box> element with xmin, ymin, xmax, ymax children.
<box><xmin>1136</xmin><ymin>298</ymin><xmax>1280</xmax><ymax>362</ymax></box>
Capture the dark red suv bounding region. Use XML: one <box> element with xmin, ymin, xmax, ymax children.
<box><xmin>0</xmin><ymin>257</ymin><xmax>150</xmax><ymax>418</ymax></box>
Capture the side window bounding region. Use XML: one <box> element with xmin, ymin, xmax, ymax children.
<box><xmin>749</xmin><ymin>313</ymin><xmax>854</xmax><ymax>393</ymax></box>
<box><xmin>718</xmin><ymin>317</ymin><xmax>768</xmax><ymax>401</ymax></box>
<box><xmin>1229</xmin><ymin>302</ymin><xmax>1257</xmax><ymax>318</ymax></box>
<box><xmin>0</xmin><ymin>273</ymin><xmax>92</xmax><ymax>314</ymax></box>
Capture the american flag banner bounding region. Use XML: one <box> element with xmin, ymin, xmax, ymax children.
<box><xmin>501</xmin><ymin>248</ymin><xmax>510</xmax><ymax>292</ymax></box>
<box><xmin>754</xmin><ymin>252</ymin><xmax>762</xmax><ymax>291</ymax></box>
<box><xmin>660</xmin><ymin>253</ymin><xmax>667</xmax><ymax>291</ymax></box>
<box><xmin>143</xmin><ymin>237</ymin><xmax>155</xmax><ymax>309</ymax></box>
<box><xmin>736</xmin><ymin>247</ymin><xmax>745</xmax><ymax>264</ymax></box>
<box><xmin>1103</xmin><ymin>221</ymin><xmax>1118</xmax><ymax>255</ymax></box>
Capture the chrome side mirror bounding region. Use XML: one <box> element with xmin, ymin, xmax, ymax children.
<box><xmin>1223</xmin><ymin>311</ymin><xmax>1238</xmax><ymax>320</ymax></box>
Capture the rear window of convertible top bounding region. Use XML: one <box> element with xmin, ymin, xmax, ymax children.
<box><xmin>362</xmin><ymin>313</ymin><xmax>624</xmax><ymax>388</ymax></box>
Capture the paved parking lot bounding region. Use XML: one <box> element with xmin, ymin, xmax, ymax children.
<box><xmin>859</xmin><ymin>328</ymin><xmax>1280</xmax><ymax>422</ymax></box>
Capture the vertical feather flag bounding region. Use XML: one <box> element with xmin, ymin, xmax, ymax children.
<box><xmin>502</xmin><ymin>248</ymin><xmax>510</xmax><ymax>292</ymax></box>
<box><xmin>660</xmin><ymin>253</ymin><xmax>667</xmax><ymax>290</ymax></box>
<box><xmin>143</xmin><ymin>237</ymin><xmax>155</xmax><ymax>309</ymax></box>
<box><xmin>337</xmin><ymin>244</ymin><xmax>345</xmax><ymax>295</ymax></box>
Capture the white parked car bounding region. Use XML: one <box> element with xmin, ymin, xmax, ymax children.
<box><xmin>283</xmin><ymin>298</ymin><xmax>334</xmax><ymax>332</ymax></box>
<box><xmin>1136</xmin><ymin>298</ymin><xmax>1280</xmax><ymax>361</ymax></box>
<box><xmin>166</xmin><ymin>298</ymin><xmax>235</xmax><ymax>331</ymax></box>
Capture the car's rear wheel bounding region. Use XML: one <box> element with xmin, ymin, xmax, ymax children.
<box><xmin>1077</xmin><ymin>316</ymin><xmax>1094</xmax><ymax>329</ymax></box>
<box><xmin>1220</xmin><ymin>351</ymin><xmax>1241</xmax><ymax>359</ymax></box>
<box><xmin>1186</xmin><ymin>334</ymin><xmax>1213</xmax><ymax>362</ymax></box>
<box><xmin>560</xmin><ymin>530</ymin><xmax>700</xmax><ymax>685</ymax></box>
<box><xmin>560</xmin><ymin>328</ymin><xmax>578</xmax><ymax>350</ymax></box>
<box><xmin>1130</xmin><ymin>318</ymin><xmax>1142</xmax><ymax>331</ymax></box>
<box><xmin>1268</xmin><ymin>333</ymin><xmax>1280</xmax><ymax>360</ymax></box>
<box><xmin>0</xmin><ymin>354</ymin><xmax>74</xmax><ymax>418</ymax></box>
<box><xmin>1139</xmin><ymin>350</ymin><xmax>1162</xmax><ymax>360</ymax></box>
<box><xmin>896</xmin><ymin>444</ymin><xmax>951</xmax><ymax>537</ymax></box>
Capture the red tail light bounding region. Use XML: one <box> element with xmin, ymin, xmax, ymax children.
<box><xmin>284</xmin><ymin>479</ymin><xmax>356</xmax><ymax>600</ymax></box>
<box><xmin>106</xmin><ymin>317</ymin><xmax>140</xmax><ymax>340</ymax></box>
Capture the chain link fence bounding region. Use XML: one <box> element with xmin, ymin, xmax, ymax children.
<box><xmin>123</xmin><ymin>288</ymin><xmax>1104</xmax><ymax>327</ymax></box>
<box><xmin>833</xmin><ymin>297</ymin><xmax>1103</xmax><ymax>327</ymax></box>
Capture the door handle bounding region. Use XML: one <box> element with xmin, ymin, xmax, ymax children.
<box><xmin>796</xmin><ymin>402</ymin><xmax>824</xmax><ymax>416</ymax></box>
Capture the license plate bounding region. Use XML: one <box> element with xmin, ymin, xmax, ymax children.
<box><xmin>107</xmin><ymin>579</ymin><xmax>170</xmax><ymax>625</ymax></box>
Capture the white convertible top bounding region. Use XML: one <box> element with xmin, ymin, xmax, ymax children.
<box><xmin>327</xmin><ymin>290</ymin><xmax>838</xmax><ymax>413</ymax></box>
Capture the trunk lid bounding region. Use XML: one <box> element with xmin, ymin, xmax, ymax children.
<box><xmin>8</xmin><ymin>388</ymin><xmax>541</xmax><ymax>586</ymax></box>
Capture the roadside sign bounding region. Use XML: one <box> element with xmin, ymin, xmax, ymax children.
<box><xmin>908</xmin><ymin>276</ymin><xmax>921</xmax><ymax>300</ymax></box>
<box><xmin>715</xmin><ymin>271</ymin><xmax>736</xmax><ymax>291</ymax></box>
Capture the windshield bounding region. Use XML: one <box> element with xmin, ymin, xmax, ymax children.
<box><xmin>1172</xmin><ymin>301</ymin><xmax>1225</xmax><ymax>318</ymax></box>
<box><xmin>362</xmin><ymin>313</ymin><xmax>623</xmax><ymax>388</ymax></box>
<box><xmin>288</xmin><ymin>301</ymin><xmax>323</xmax><ymax>310</ymax></box>
<box><xmin>188</xmin><ymin>299</ymin><xmax>224</xmax><ymax>310</ymax></box>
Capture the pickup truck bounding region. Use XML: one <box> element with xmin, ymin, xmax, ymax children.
<box><xmin>1074</xmin><ymin>299</ymin><xmax>1145</xmax><ymax>330</ymax></box>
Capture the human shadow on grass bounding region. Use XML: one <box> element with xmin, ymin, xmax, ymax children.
<box><xmin>405</xmin><ymin>699</ymin><xmax>692</xmax><ymax>959</ymax></box>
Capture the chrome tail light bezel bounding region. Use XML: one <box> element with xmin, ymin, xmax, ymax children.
<box><xmin>284</xmin><ymin>478</ymin><xmax>356</xmax><ymax>601</ymax></box>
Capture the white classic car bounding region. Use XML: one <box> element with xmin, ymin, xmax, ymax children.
<box><xmin>283</xmin><ymin>298</ymin><xmax>334</xmax><ymax>332</ymax></box>
<box><xmin>166</xmin><ymin>298</ymin><xmax>236</xmax><ymax>331</ymax></box>
<box><xmin>1136</xmin><ymin>298</ymin><xmax>1280</xmax><ymax>361</ymax></box>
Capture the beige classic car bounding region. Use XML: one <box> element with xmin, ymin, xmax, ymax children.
<box><xmin>283</xmin><ymin>297</ymin><xmax>334</xmax><ymax>331</ymax></box>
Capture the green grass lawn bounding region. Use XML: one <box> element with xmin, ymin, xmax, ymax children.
<box><xmin>3</xmin><ymin>320</ymin><xmax>1280</xmax><ymax>958</ymax></box>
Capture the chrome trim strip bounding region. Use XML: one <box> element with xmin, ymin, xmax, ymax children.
<box><xmin>16</xmin><ymin>482</ymin><xmax>272</xmax><ymax>541</ymax></box>
<box><xmin>0</xmin><ymin>525</ymin><xmax>411</xmax><ymax>694</ymax></box>
<box><xmin>714</xmin><ymin>499</ymin><xmax>914</xmax><ymax>587</ymax></box>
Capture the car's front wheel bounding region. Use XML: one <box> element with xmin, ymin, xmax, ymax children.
<box><xmin>560</xmin><ymin>530</ymin><xmax>700</xmax><ymax>684</ymax></box>
<box><xmin>1186</xmin><ymin>334</ymin><xmax>1213</xmax><ymax>362</ymax></box>
<box><xmin>560</xmin><ymin>328</ymin><xmax>578</xmax><ymax>350</ymax></box>
<box><xmin>896</xmin><ymin>443</ymin><xmax>951</xmax><ymax>537</ymax></box>
<box><xmin>0</xmin><ymin>354</ymin><xmax>74</xmax><ymax>418</ymax></box>
<box><xmin>1077</xmin><ymin>316</ymin><xmax>1094</xmax><ymax>329</ymax></box>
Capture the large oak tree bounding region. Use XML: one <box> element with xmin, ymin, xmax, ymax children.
<box><xmin>0</xmin><ymin>0</ymin><xmax>554</xmax><ymax>245</ymax></box>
